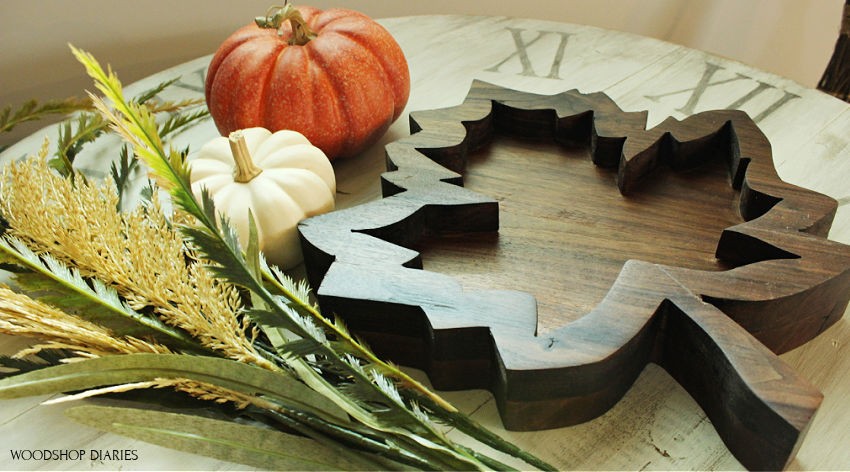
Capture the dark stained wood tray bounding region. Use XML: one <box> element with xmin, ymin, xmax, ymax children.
<box><xmin>298</xmin><ymin>81</ymin><xmax>850</xmax><ymax>470</ymax></box>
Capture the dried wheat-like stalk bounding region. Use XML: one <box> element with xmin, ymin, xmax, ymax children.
<box><xmin>0</xmin><ymin>156</ymin><xmax>273</xmax><ymax>370</ymax></box>
<box><xmin>44</xmin><ymin>377</ymin><xmax>256</xmax><ymax>410</ymax></box>
<box><xmin>0</xmin><ymin>286</ymin><xmax>170</xmax><ymax>359</ymax></box>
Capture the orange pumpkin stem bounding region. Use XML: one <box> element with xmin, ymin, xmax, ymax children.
<box><xmin>255</xmin><ymin>4</ymin><xmax>317</xmax><ymax>46</ymax></box>
<box><xmin>229</xmin><ymin>131</ymin><xmax>263</xmax><ymax>183</ymax></box>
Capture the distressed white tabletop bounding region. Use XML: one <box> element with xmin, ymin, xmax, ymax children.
<box><xmin>2</xmin><ymin>14</ymin><xmax>849</xmax><ymax>471</ymax></box>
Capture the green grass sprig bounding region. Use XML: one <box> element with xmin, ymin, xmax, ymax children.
<box><xmin>0</xmin><ymin>97</ymin><xmax>92</xmax><ymax>135</ymax></box>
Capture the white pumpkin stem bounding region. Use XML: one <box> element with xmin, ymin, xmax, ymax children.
<box><xmin>229</xmin><ymin>131</ymin><xmax>263</xmax><ymax>183</ymax></box>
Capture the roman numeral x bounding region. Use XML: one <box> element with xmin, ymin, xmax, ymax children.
<box><xmin>486</xmin><ymin>27</ymin><xmax>571</xmax><ymax>79</ymax></box>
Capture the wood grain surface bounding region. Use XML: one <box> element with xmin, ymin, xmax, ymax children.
<box><xmin>298</xmin><ymin>81</ymin><xmax>848</xmax><ymax>470</ymax></box>
<box><xmin>2</xmin><ymin>14</ymin><xmax>850</xmax><ymax>471</ymax></box>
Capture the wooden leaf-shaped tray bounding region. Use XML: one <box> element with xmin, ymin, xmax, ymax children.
<box><xmin>299</xmin><ymin>81</ymin><xmax>850</xmax><ymax>470</ymax></box>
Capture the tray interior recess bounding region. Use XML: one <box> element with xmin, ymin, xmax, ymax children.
<box><xmin>415</xmin><ymin>133</ymin><xmax>741</xmax><ymax>329</ymax></box>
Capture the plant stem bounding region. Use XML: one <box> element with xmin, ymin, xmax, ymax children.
<box><xmin>250</xmin><ymin>405</ymin><xmax>417</xmax><ymax>470</ymax></box>
<box><xmin>418</xmin><ymin>395</ymin><xmax>557</xmax><ymax>471</ymax></box>
<box><xmin>228</xmin><ymin>131</ymin><xmax>263</xmax><ymax>183</ymax></box>
<box><xmin>255</xmin><ymin>4</ymin><xmax>317</xmax><ymax>46</ymax></box>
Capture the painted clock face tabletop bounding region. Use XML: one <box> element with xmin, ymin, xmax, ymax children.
<box><xmin>3</xmin><ymin>14</ymin><xmax>850</xmax><ymax>471</ymax></box>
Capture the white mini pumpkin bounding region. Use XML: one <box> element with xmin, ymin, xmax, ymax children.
<box><xmin>189</xmin><ymin>127</ymin><xmax>336</xmax><ymax>269</ymax></box>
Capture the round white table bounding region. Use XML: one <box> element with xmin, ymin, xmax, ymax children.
<box><xmin>2</xmin><ymin>14</ymin><xmax>850</xmax><ymax>471</ymax></box>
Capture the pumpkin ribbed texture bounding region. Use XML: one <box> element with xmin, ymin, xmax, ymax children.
<box><xmin>205</xmin><ymin>7</ymin><xmax>410</xmax><ymax>160</ymax></box>
<box><xmin>190</xmin><ymin>128</ymin><xmax>336</xmax><ymax>269</ymax></box>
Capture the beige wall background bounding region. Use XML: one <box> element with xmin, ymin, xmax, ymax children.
<box><xmin>0</xmin><ymin>0</ymin><xmax>843</xmax><ymax>143</ymax></box>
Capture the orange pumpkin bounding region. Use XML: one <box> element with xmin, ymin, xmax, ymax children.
<box><xmin>205</xmin><ymin>5</ymin><xmax>410</xmax><ymax>160</ymax></box>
